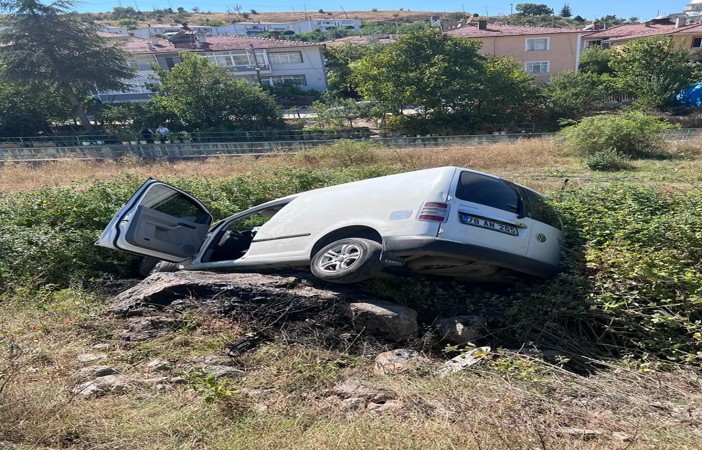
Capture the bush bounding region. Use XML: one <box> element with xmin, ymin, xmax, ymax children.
<box><xmin>558</xmin><ymin>111</ymin><xmax>676</xmax><ymax>158</ymax></box>
<box><xmin>584</xmin><ymin>148</ymin><xmax>629</xmax><ymax>171</ymax></box>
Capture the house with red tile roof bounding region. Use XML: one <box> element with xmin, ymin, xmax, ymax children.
<box><xmin>582</xmin><ymin>18</ymin><xmax>695</xmax><ymax>49</ymax></box>
<box><xmin>446</xmin><ymin>21</ymin><xmax>584</xmax><ymax>84</ymax></box>
<box><xmin>96</xmin><ymin>29</ymin><xmax>327</xmax><ymax>103</ymax></box>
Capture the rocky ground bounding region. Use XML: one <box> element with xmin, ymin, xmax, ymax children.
<box><xmin>2</xmin><ymin>271</ymin><xmax>702</xmax><ymax>449</ymax></box>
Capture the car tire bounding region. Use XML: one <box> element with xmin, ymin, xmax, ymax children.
<box><xmin>311</xmin><ymin>238</ymin><xmax>383</xmax><ymax>283</ymax></box>
<box><xmin>151</xmin><ymin>261</ymin><xmax>181</xmax><ymax>273</ymax></box>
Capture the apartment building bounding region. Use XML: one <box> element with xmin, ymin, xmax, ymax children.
<box><xmin>446</xmin><ymin>21</ymin><xmax>584</xmax><ymax>84</ymax></box>
<box><xmin>96</xmin><ymin>31</ymin><xmax>327</xmax><ymax>103</ymax></box>
<box><xmin>100</xmin><ymin>18</ymin><xmax>362</xmax><ymax>40</ymax></box>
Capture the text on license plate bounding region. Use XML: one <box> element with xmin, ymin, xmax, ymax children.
<box><xmin>459</xmin><ymin>214</ymin><xmax>519</xmax><ymax>236</ymax></box>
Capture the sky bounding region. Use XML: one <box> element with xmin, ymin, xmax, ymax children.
<box><xmin>74</xmin><ymin>1</ymin><xmax>688</xmax><ymax>22</ymax></box>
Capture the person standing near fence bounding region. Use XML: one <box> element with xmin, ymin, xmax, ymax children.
<box><xmin>156</xmin><ymin>125</ymin><xmax>170</xmax><ymax>143</ymax></box>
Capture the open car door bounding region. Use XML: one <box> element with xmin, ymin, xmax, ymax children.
<box><xmin>96</xmin><ymin>179</ymin><xmax>213</xmax><ymax>262</ymax></box>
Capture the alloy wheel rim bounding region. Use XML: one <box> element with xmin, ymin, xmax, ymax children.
<box><xmin>318</xmin><ymin>243</ymin><xmax>362</xmax><ymax>273</ymax></box>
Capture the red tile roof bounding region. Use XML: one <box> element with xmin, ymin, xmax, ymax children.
<box><xmin>669</xmin><ymin>23</ymin><xmax>702</xmax><ymax>34</ymax></box>
<box><xmin>446</xmin><ymin>24</ymin><xmax>582</xmax><ymax>38</ymax></box>
<box><xmin>583</xmin><ymin>23</ymin><xmax>695</xmax><ymax>40</ymax></box>
<box><xmin>122</xmin><ymin>35</ymin><xmax>322</xmax><ymax>54</ymax></box>
<box><xmin>322</xmin><ymin>35</ymin><xmax>396</xmax><ymax>46</ymax></box>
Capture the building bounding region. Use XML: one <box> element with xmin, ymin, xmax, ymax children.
<box><xmin>582</xmin><ymin>18</ymin><xmax>693</xmax><ymax>49</ymax></box>
<box><xmin>446</xmin><ymin>21</ymin><xmax>584</xmax><ymax>84</ymax></box>
<box><xmin>96</xmin><ymin>30</ymin><xmax>327</xmax><ymax>103</ymax></box>
<box><xmin>669</xmin><ymin>22</ymin><xmax>702</xmax><ymax>53</ymax></box>
<box><xmin>100</xmin><ymin>18</ymin><xmax>362</xmax><ymax>40</ymax></box>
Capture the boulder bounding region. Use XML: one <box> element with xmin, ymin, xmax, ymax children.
<box><xmin>110</xmin><ymin>271</ymin><xmax>339</xmax><ymax>317</ymax></box>
<box><xmin>347</xmin><ymin>301</ymin><xmax>418</xmax><ymax>340</ymax></box>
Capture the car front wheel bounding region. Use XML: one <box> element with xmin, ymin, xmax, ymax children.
<box><xmin>311</xmin><ymin>238</ymin><xmax>383</xmax><ymax>283</ymax></box>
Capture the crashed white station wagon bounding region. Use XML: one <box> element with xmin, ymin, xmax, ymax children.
<box><xmin>97</xmin><ymin>166</ymin><xmax>563</xmax><ymax>283</ymax></box>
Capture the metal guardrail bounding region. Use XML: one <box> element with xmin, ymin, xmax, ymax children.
<box><xmin>0</xmin><ymin>129</ymin><xmax>700</xmax><ymax>162</ymax></box>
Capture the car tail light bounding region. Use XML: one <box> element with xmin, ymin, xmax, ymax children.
<box><xmin>417</xmin><ymin>202</ymin><xmax>449</xmax><ymax>222</ymax></box>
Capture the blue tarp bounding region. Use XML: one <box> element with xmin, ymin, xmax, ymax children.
<box><xmin>676</xmin><ymin>82</ymin><xmax>702</xmax><ymax>107</ymax></box>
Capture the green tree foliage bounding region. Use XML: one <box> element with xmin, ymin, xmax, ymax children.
<box><xmin>311</xmin><ymin>97</ymin><xmax>375</xmax><ymax>128</ymax></box>
<box><xmin>515</xmin><ymin>3</ymin><xmax>554</xmax><ymax>16</ymax></box>
<box><xmin>578</xmin><ymin>46</ymin><xmax>614</xmax><ymax>75</ymax></box>
<box><xmin>150</xmin><ymin>53</ymin><xmax>281</xmax><ymax>131</ymax></box>
<box><xmin>351</xmin><ymin>30</ymin><xmax>486</xmax><ymax>115</ymax></box>
<box><xmin>324</xmin><ymin>42</ymin><xmax>380</xmax><ymax>98</ymax></box>
<box><xmin>609</xmin><ymin>36</ymin><xmax>700</xmax><ymax>109</ymax></box>
<box><xmin>473</xmin><ymin>56</ymin><xmax>541</xmax><ymax>126</ymax></box>
<box><xmin>0</xmin><ymin>80</ymin><xmax>72</xmax><ymax>136</ymax></box>
<box><xmin>351</xmin><ymin>31</ymin><xmax>540</xmax><ymax>133</ymax></box>
<box><xmin>560</xmin><ymin>3</ymin><xmax>572</xmax><ymax>18</ymax></box>
<box><xmin>0</xmin><ymin>0</ymin><xmax>135</xmax><ymax>132</ymax></box>
<box><xmin>558</xmin><ymin>111</ymin><xmax>675</xmax><ymax>158</ymax></box>
<box><xmin>543</xmin><ymin>71</ymin><xmax>615</xmax><ymax>121</ymax></box>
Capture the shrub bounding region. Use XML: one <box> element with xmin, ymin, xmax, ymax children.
<box><xmin>558</xmin><ymin>111</ymin><xmax>676</xmax><ymax>158</ymax></box>
<box><xmin>584</xmin><ymin>148</ymin><xmax>629</xmax><ymax>171</ymax></box>
<box><xmin>296</xmin><ymin>140</ymin><xmax>381</xmax><ymax>168</ymax></box>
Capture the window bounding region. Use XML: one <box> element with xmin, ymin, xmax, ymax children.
<box><xmin>268</xmin><ymin>51</ymin><xmax>303</xmax><ymax>64</ymax></box>
<box><xmin>142</xmin><ymin>185</ymin><xmax>210</xmax><ymax>225</ymax></box>
<box><xmin>526</xmin><ymin>37</ymin><xmax>549</xmax><ymax>51</ymax></box>
<box><xmin>128</xmin><ymin>57</ymin><xmax>156</xmax><ymax>71</ymax></box>
<box><xmin>586</xmin><ymin>40</ymin><xmax>601</xmax><ymax>48</ymax></box>
<box><xmin>204</xmin><ymin>51</ymin><xmax>268</xmax><ymax>69</ymax></box>
<box><xmin>516</xmin><ymin>187</ymin><xmax>562</xmax><ymax>229</ymax></box>
<box><xmin>261</xmin><ymin>75</ymin><xmax>307</xmax><ymax>86</ymax></box>
<box><xmin>525</xmin><ymin>61</ymin><xmax>549</xmax><ymax>74</ymax></box>
<box><xmin>693</xmin><ymin>37</ymin><xmax>702</xmax><ymax>48</ymax></box>
<box><xmin>455</xmin><ymin>172</ymin><xmax>520</xmax><ymax>214</ymax></box>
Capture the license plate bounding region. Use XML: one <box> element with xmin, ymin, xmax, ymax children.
<box><xmin>459</xmin><ymin>214</ymin><xmax>519</xmax><ymax>236</ymax></box>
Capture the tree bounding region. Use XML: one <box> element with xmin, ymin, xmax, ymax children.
<box><xmin>351</xmin><ymin>30</ymin><xmax>486</xmax><ymax>115</ymax></box>
<box><xmin>543</xmin><ymin>71</ymin><xmax>616</xmax><ymax>121</ymax></box>
<box><xmin>150</xmin><ymin>53</ymin><xmax>281</xmax><ymax>131</ymax></box>
<box><xmin>579</xmin><ymin>47</ymin><xmax>614</xmax><ymax>75</ymax></box>
<box><xmin>609</xmin><ymin>36</ymin><xmax>701</xmax><ymax>109</ymax></box>
<box><xmin>560</xmin><ymin>3</ymin><xmax>572</xmax><ymax>18</ymax></box>
<box><xmin>0</xmin><ymin>0</ymin><xmax>135</xmax><ymax>132</ymax></box>
<box><xmin>515</xmin><ymin>3</ymin><xmax>554</xmax><ymax>16</ymax></box>
<box><xmin>473</xmin><ymin>56</ymin><xmax>541</xmax><ymax>126</ymax></box>
<box><xmin>0</xmin><ymin>80</ymin><xmax>72</xmax><ymax>136</ymax></box>
<box><xmin>324</xmin><ymin>42</ymin><xmax>381</xmax><ymax>98</ymax></box>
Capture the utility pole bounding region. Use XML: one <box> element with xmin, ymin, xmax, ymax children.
<box><xmin>510</xmin><ymin>3</ymin><xmax>513</xmax><ymax>15</ymax></box>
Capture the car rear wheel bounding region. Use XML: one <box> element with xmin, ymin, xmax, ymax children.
<box><xmin>311</xmin><ymin>238</ymin><xmax>383</xmax><ymax>283</ymax></box>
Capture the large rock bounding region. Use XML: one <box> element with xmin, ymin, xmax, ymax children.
<box><xmin>110</xmin><ymin>271</ymin><xmax>341</xmax><ymax>317</ymax></box>
<box><xmin>346</xmin><ymin>301</ymin><xmax>418</xmax><ymax>340</ymax></box>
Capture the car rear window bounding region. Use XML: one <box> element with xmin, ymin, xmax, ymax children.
<box><xmin>517</xmin><ymin>187</ymin><xmax>562</xmax><ymax>230</ymax></box>
<box><xmin>455</xmin><ymin>171</ymin><xmax>519</xmax><ymax>214</ymax></box>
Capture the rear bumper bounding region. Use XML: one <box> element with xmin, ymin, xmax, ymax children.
<box><xmin>383</xmin><ymin>236</ymin><xmax>560</xmax><ymax>279</ymax></box>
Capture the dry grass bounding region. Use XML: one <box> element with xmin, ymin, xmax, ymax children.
<box><xmin>2</xmin><ymin>137</ymin><xmax>701</xmax><ymax>195</ymax></box>
<box><xmin>2</xmin><ymin>290</ymin><xmax>701</xmax><ymax>449</ymax></box>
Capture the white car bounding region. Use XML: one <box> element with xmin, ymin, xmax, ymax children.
<box><xmin>96</xmin><ymin>166</ymin><xmax>563</xmax><ymax>283</ymax></box>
